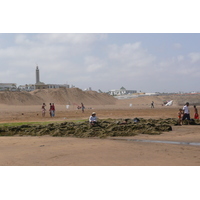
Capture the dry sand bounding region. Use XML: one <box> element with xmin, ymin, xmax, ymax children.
<box><xmin>1</xmin><ymin>126</ymin><xmax>200</xmax><ymax>166</ymax></box>
<box><xmin>0</xmin><ymin>89</ymin><xmax>200</xmax><ymax>166</ymax></box>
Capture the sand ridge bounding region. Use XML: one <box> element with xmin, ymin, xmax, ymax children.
<box><xmin>0</xmin><ymin>88</ymin><xmax>116</xmax><ymax>105</ymax></box>
<box><xmin>1</xmin><ymin>88</ymin><xmax>200</xmax><ymax>107</ymax></box>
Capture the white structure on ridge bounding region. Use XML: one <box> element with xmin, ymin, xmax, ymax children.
<box><xmin>109</xmin><ymin>86</ymin><xmax>137</xmax><ymax>96</ymax></box>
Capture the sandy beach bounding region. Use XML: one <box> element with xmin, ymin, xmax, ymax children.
<box><xmin>0</xmin><ymin>100</ymin><xmax>200</xmax><ymax>166</ymax></box>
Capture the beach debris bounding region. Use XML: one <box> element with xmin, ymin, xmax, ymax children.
<box><xmin>165</xmin><ymin>100</ymin><xmax>173</xmax><ymax>106</ymax></box>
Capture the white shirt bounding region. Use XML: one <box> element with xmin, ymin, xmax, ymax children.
<box><xmin>183</xmin><ymin>105</ymin><xmax>189</xmax><ymax>114</ymax></box>
<box><xmin>89</xmin><ymin>115</ymin><xmax>97</xmax><ymax>122</ymax></box>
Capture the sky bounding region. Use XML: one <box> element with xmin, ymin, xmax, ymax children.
<box><xmin>1</xmin><ymin>33</ymin><xmax>200</xmax><ymax>93</ymax></box>
<box><xmin>1</xmin><ymin>1</ymin><xmax>200</xmax><ymax>93</ymax></box>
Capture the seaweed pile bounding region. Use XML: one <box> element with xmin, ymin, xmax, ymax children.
<box><xmin>1</xmin><ymin>118</ymin><xmax>192</xmax><ymax>138</ymax></box>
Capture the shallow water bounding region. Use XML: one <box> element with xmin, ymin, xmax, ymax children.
<box><xmin>111</xmin><ymin>138</ymin><xmax>200</xmax><ymax>146</ymax></box>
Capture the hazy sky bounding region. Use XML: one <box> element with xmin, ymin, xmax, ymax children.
<box><xmin>0</xmin><ymin>33</ymin><xmax>200</xmax><ymax>93</ymax></box>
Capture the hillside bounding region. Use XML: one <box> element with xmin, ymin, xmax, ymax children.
<box><xmin>0</xmin><ymin>88</ymin><xmax>117</xmax><ymax>105</ymax></box>
<box><xmin>1</xmin><ymin>88</ymin><xmax>200</xmax><ymax>107</ymax></box>
<box><xmin>0</xmin><ymin>91</ymin><xmax>43</xmax><ymax>105</ymax></box>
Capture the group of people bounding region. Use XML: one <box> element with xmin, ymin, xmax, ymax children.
<box><xmin>41</xmin><ymin>101</ymin><xmax>199</xmax><ymax>126</ymax></box>
<box><xmin>178</xmin><ymin>102</ymin><xmax>199</xmax><ymax>125</ymax></box>
<box><xmin>41</xmin><ymin>101</ymin><xmax>97</xmax><ymax>125</ymax></box>
<box><xmin>41</xmin><ymin>103</ymin><xmax>55</xmax><ymax>117</ymax></box>
<box><xmin>90</xmin><ymin>102</ymin><xmax>200</xmax><ymax>126</ymax></box>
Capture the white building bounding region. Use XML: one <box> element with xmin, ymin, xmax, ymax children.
<box><xmin>47</xmin><ymin>84</ymin><xmax>70</xmax><ymax>89</ymax></box>
<box><xmin>84</xmin><ymin>87</ymin><xmax>92</xmax><ymax>91</ymax></box>
<box><xmin>109</xmin><ymin>87</ymin><xmax>137</xmax><ymax>96</ymax></box>
<box><xmin>0</xmin><ymin>83</ymin><xmax>17</xmax><ymax>91</ymax></box>
<box><xmin>18</xmin><ymin>84</ymin><xmax>35</xmax><ymax>91</ymax></box>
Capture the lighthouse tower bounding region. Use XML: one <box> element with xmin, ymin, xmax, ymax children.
<box><xmin>35</xmin><ymin>66</ymin><xmax>48</xmax><ymax>89</ymax></box>
<box><xmin>36</xmin><ymin>66</ymin><xmax>40</xmax><ymax>84</ymax></box>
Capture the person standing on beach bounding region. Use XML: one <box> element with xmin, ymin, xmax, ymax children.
<box><xmin>177</xmin><ymin>108</ymin><xmax>183</xmax><ymax>125</ymax></box>
<box><xmin>51</xmin><ymin>103</ymin><xmax>55</xmax><ymax>117</ymax></box>
<box><xmin>194</xmin><ymin>105</ymin><xmax>199</xmax><ymax>120</ymax></box>
<box><xmin>81</xmin><ymin>102</ymin><xmax>85</xmax><ymax>113</ymax></box>
<box><xmin>49</xmin><ymin>103</ymin><xmax>52</xmax><ymax>117</ymax></box>
<box><xmin>182</xmin><ymin>102</ymin><xmax>190</xmax><ymax>123</ymax></box>
<box><xmin>41</xmin><ymin>103</ymin><xmax>46</xmax><ymax>117</ymax></box>
<box><xmin>151</xmin><ymin>101</ymin><xmax>154</xmax><ymax>108</ymax></box>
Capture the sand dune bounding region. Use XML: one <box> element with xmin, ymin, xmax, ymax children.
<box><xmin>0</xmin><ymin>88</ymin><xmax>116</xmax><ymax>106</ymax></box>
<box><xmin>1</xmin><ymin>88</ymin><xmax>200</xmax><ymax>107</ymax></box>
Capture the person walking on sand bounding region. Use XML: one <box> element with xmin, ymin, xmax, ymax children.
<box><xmin>49</xmin><ymin>103</ymin><xmax>52</xmax><ymax>117</ymax></box>
<box><xmin>194</xmin><ymin>105</ymin><xmax>199</xmax><ymax>120</ymax></box>
<box><xmin>81</xmin><ymin>102</ymin><xmax>85</xmax><ymax>113</ymax></box>
<box><xmin>41</xmin><ymin>103</ymin><xmax>46</xmax><ymax>117</ymax></box>
<box><xmin>151</xmin><ymin>101</ymin><xmax>154</xmax><ymax>108</ymax></box>
<box><xmin>182</xmin><ymin>102</ymin><xmax>190</xmax><ymax>124</ymax></box>
<box><xmin>177</xmin><ymin>108</ymin><xmax>183</xmax><ymax>125</ymax></box>
<box><xmin>51</xmin><ymin>103</ymin><xmax>55</xmax><ymax>117</ymax></box>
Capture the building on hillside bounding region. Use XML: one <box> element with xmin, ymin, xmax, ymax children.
<box><xmin>18</xmin><ymin>84</ymin><xmax>35</xmax><ymax>91</ymax></box>
<box><xmin>35</xmin><ymin>81</ymin><xmax>49</xmax><ymax>89</ymax></box>
<box><xmin>34</xmin><ymin>66</ymin><xmax>70</xmax><ymax>90</ymax></box>
<box><xmin>2</xmin><ymin>66</ymin><xmax>72</xmax><ymax>92</ymax></box>
<box><xmin>84</xmin><ymin>87</ymin><xmax>92</xmax><ymax>91</ymax></box>
<box><xmin>108</xmin><ymin>86</ymin><xmax>137</xmax><ymax>96</ymax></box>
<box><xmin>47</xmin><ymin>84</ymin><xmax>70</xmax><ymax>89</ymax></box>
<box><xmin>0</xmin><ymin>83</ymin><xmax>17</xmax><ymax>91</ymax></box>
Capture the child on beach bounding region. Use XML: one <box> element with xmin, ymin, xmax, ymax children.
<box><xmin>178</xmin><ymin>108</ymin><xmax>183</xmax><ymax>125</ymax></box>
<box><xmin>194</xmin><ymin>105</ymin><xmax>199</xmax><ymax>120</ymax></box>
<box><xmin>42</xmin><ymin>103</ymin><xmax>46</xmax><ymax>117</ymax></box>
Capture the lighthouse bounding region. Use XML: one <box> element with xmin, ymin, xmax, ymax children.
<box><xmin>35</xmin><ymin>66</ymin><xmax>48</xmax><ymax>89</ymax></box>
<box><xmin>36</xmin><ymin>66</ymin><xmax>40</xmax><ymax>84</ymax></box>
